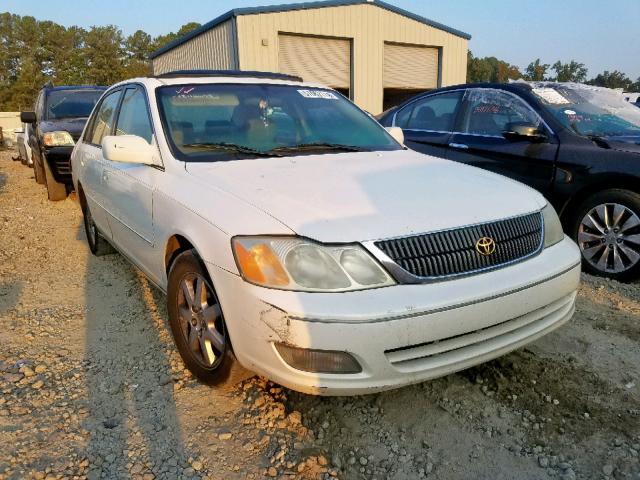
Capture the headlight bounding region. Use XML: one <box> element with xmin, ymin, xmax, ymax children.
<box><xmin>232</xmin><ymin>236</ymin><xmax>395</xmax><ymax>291</ymax></box>
<box><xmin>542</xmin><ymin>203</ymin><xmax>564</xmax><ymax>248</ymax></box>
<box><xmin>43</xmin><ymin>131</ymin><xmax>74</xmax><ymax>147</ymax></box>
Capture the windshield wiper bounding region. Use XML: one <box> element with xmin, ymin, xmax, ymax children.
<box><xmin>267</xmin><ymin>142</ymin><xmax>371</xmax><ymax>154</ymax></box>
<box><xmin>181</xmin><ymin>142</ymin><xmax>277</xmax><ymax>157</ymax></box>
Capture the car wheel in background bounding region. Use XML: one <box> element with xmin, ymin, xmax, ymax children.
<box><xmin>571</xmin><ymin>189</ymin><xmax>640</xmax><ymax>281</ymax></box>
<box><xmin>81</xmin><ymin>198</ymin><xmax>115</xmax><ymax>256</ymax></box>
<box><xmin>43</xmin><ymin>159</ymin><xmax>67</xmax><ymax>201</ymax></box>
<box><xmin>167</xmin><ymin>250</ymin><xmax>252</xmax><ymax>387</ymax></box>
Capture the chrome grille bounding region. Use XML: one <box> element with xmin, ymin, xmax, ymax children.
<box><xmin>374</xmin><ymin>212</ymin><xmax>543</xmax><ymax>279</ymax></box>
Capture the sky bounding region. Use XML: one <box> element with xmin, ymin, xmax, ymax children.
<box><xmin>3</xmin><ymin>0</ymin><xmax>640</xmax><ymax>80</ymax></box>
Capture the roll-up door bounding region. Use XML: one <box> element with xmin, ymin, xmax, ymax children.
<box><xmin>278</xmin><ymin>34</ymin><xmax>351</xmax><ymax>91</ymax></box>
<box><xmin>383</xmin><ymin>43</ymin><xmax>439</xmax><ymax>89</ymax></box>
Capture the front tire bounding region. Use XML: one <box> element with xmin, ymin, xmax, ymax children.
<box><xmin>570</xmin><ymin>189</ymin><xmax>640</xmax><ymax>281</ymax></box>
<box><xmin>43</xmin><ymin>159</ymin><xmax>67</xmax><ymax>201</ymax></box>
<box><xmin>167</xmin><ymin>250</ymin><xmax>251</xmax><ymax>387</ymax></box>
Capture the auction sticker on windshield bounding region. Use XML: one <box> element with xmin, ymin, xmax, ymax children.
<box><xmin>532</xmin><ymin>88</ymin><xmax>570</xmax><ymax>105</ymax></box>
<box><xmin>298</xmin><ymin>89</ymin><xmax>338</xmax><ymax>99</ymax></box>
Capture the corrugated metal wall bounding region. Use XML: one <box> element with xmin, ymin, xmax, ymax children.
<box><xmin>383</xmin><ymin>43</ymin><xmax>439</xmax><ymax>89</ymax></box>
<box><xmin>236</xmin><ymin>3</ymin><xmax>468</xmax><ymax>114</ymax></box>
<box><xmin>278</xmin><ymin>34</ymin><xmax>351</xmax><ymax>89</ymax></box>
<box><xmin>152</xmin><ymin>20</ymin><xmax>238</xmax><ymax>75</ymax></box>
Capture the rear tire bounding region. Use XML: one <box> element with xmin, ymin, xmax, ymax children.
<box><xmin>43</xmin><ymin>159</ymin><xmax>67</xmax><ymax>201</ymax></box>
<box><xmin>81</xmin><ymin>198</ymin><xmax>115</xmax><ymax>256</ymax></box>
<box><xmin>569</xmin><ymin>189</ymin><xmax>640</xmax><ymax>281</ymax></box>
<box><xmin>167</xmin><ymin>250</ymin><xmax>252</xmax><ymax>388</ymax></box>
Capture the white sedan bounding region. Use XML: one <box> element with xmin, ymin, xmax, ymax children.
<box><xmin>71</xmin><ymin>71</ymin><xmax>581</xmax><ymax>395</ymax></box>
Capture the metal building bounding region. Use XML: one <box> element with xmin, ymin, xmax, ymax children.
<box><xmin>149</xmin><ymin>0</ymin><xmax>471</xmax><ymax>114</ymax></box>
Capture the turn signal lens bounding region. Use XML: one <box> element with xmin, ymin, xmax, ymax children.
<box><xmin>542</xmin><ymin>203</ymin><xmax>564</xmax><ymax>248</ymax></box>
<box><xmin>274</xmin><ymin>343</ymin><xmax>362</xmax><ymax>374</ymax></box>
<box><xmin>233</xmin><ymin>240</ymin><xmax>289</xmax><ymax>287</ymax></box>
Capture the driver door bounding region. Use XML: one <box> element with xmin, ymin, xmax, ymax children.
<box><xmin>101</xmin><ymin>85</ymin><xmax>161</xmax><ymax>277</ymax></box>
<box><xmin>446</xmin><ymin>88</ymin><xmax>558</xmax><ymax>197</ymax></box>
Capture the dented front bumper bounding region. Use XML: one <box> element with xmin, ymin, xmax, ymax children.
<box><xmin>207</xmin><ymin>237</ymin><xmax>581</xmax><ymax>395</ymax></box>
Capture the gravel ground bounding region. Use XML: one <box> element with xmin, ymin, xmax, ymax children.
<box><xmin>0</xmin><ymin>149</ymin><xmax>639</xmax><ymax>480</ymax></box>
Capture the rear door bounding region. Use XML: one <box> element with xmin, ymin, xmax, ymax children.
<box><xmin>446</xmin><ymin>88</ymin><xmax>558</xmax><ymax>197</ymax></box>
<box><xmin>392</xmin><ymin>90</ymin><xmax>464</xmax><ymax>158</ymax></box>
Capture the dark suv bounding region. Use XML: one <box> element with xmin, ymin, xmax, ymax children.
<box><xmin>21</xmin><ymin>85</ymin><xmax>106</xmax><ymax>200</ymax></box>
<box><xmin>378</xmin><ymin>82</ymin><xmax>640</xmax><ymax>281</ymax></box>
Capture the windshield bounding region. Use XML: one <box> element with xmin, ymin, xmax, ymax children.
<box><xmin>45</xmin><ymin>89</ymin><xmax>105</xmax><ymax>120</ymax></box>
<box><xmin>530</xmin><ymin>82</ymin><xmax>640</xmax><ymax>139</ymax></box>
<box><xmin>156</xmin><ymin>83</ymin><xmax>400</xmax><ymax>161</ymax></box>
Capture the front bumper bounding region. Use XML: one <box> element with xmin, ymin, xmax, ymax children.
<box><xmin>43</xmin><ymin>146</ymin><xmax>73</xmax><ymax>184</ymax></box>
<box><xmin>209</xmin><ymin>237</ymin><xmax>581</xmax><ymax>395</ymax></box>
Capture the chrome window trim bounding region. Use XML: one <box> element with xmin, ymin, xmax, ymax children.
<box><xmin>363</xmin><ymin>210</ymin><xmax>545</xmax><ymax>284</ymax></box>
<box><xmin>392</xmin><ymin>87</ymin><xmax>556</xmax><ymax>139</ymax></box>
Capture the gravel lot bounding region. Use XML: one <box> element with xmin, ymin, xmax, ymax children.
<box><xmin>0</xmin><ymin>149</ymin><xmax>639</xmax><ymax>480</ymax></box>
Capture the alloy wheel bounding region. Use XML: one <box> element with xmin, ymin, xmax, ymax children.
<box><xmin>578</xmin><ymin>202</ymin><xmax>640</xmax><ymax>273</ymax></box>
<box><xmin>177</xmin><ymin>273</ymin><xmax>226</xmax><ymax>368</ymax></box>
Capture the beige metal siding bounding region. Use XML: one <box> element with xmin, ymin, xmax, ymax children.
<box><xmin>383</xmin><ymin>43</ymin><xmax>439</xmax><ymax>89</ymax></box>
<box><xmin>278</xmin><ymin>34</ymin><xmax>351</xmax><ymax>89</ymax></box>
<box><xmin>236</xmin><ymin>3</ymin><xmax>467</xmax><ymax>114</ymax></box>
<box><xmin>152</xmin><ymin>20</ymin><xmax>237</xmax><ymax>75</ymax></box>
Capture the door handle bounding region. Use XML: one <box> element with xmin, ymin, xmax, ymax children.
<box><xmin>449</xmin><ymin>143</ymin><xmax>469</xmax><ymax>150</ymax></box>
<box><xmin>102</xmin><ymin>172</ymin><xmax>108</xmax><ymax>182</ymax></box>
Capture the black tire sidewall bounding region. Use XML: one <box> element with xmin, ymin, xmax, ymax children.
<box><xmin>570</xmin><ymin>188</ymin><xmax>640</xmax><ymax>281</ymax></box>
<box><xmin>82</xmin><ymin>201</ymin><xmax>99</xmax><ymax>255</ymax></box>
<box><xmin>167</xmin><ymin>250</ymin><xmax>238</xmax><ymax>386</ymax></box>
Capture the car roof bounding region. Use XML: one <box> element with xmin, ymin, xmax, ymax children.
<box><xmin>110</xmin><ymin>73</ymin><xmax>326</xmax><ymax>91</ymax></box>
<box><xmin>43</xmin><ymin>85</ymin><xmax>107</xmax><ymax>93</ymax></box>
<box><xmin>422</xmin><ymin>82</ymin><xmax>534</xmax><ymax>95</ymax></box>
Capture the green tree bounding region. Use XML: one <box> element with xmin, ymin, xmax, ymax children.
<box><xmin>524</xmin><ymin>59</ymin><xmax>549</xmax><ymax>81</ymax></box>
<box><xmin>126</xmin><ymin>30</ymin><xmax>153</xmax><ymax>60</ymax></box>
<box><xmin>153</xmin><ymin>22</ymin><xmax>201</xmax><ymax>52</ymax></box>
<box><xmin>466</xmin><ymin>51</ymin><xmax>522</xmax><ymax>83</ymax></box>
<box><xmin>83</xmin><ymin>25</ymin><xmax>124</xmax><ymax>85</ymax></box>
<box><xmin>588</xmin><ymin>70</ymin><xmax>633</xmax><ymax>90</ymax></box>
<box><xmin>551</xmin><ymin>60</ymin><xmax>587</xmax><ymax>83</ymax></box>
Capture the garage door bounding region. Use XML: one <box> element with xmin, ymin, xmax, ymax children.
<box><xmin>383</xmin><ymin>43</ymin><xmax>439</xmax><ymax>89</ymax></box>
<box><xmin>278</xmin><ymin>34</ymin><xmax>351</xmax><ymax>90</ymax></box>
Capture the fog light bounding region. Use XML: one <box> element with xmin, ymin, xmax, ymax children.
<box><xmin>274</xmin><ymin>343</ymin><xmax>362</xmax><ymax>374</ymax></box>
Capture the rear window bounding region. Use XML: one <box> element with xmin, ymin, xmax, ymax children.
<box><xmin>45</xmin><ymin>89</ymin><xmax>104</xmax><ymax>120</ymax></box>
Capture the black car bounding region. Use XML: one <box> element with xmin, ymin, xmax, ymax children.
<box><xmin>21</xmin><ymin>85</ymin><xmax>106</xmax><ymax>201</ymax></box>
<box><xmin>378</xmin><ymin>82</ymin><xmax>640</xmax><ymax>281</ymax></box>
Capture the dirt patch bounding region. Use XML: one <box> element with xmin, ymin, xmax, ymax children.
<box><xmin>0</xmin><ymin>150</ymin><xmax>639</xmax><ymax>479</ymax></box>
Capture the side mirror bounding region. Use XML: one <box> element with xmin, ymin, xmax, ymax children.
<box><xmin>20</xmin><ymin>111</ymin><xmax>36</xmax><ymax>123</ymax></box>
<box><xmin>102</xmin><ymin>135</ymin><xmax>155</xmax><ymax>165</ymax></box>
<box><xmin>385</xmin><ymin>126</ymin><xmax>404</xmax><ymax>145</ymax></box>
<box><xmin>503</xmin><ymin>122</ymin><xmax>547</xmax><ymax>142</ymax></box>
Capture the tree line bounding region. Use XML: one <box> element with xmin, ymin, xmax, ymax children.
<box><xmin>0</xmin><ymin>12</ymin><xmax>201</xmax><ymax>110</ymax></box>
<box><xmin>1</xmin><ymin>12</ymin><xmax>639</xmax><ymax>111</ymax></box>
<box><xmin>467</xmin><ymin>51</ymin><xmax>640</xmax><ymax>91</ymax></box>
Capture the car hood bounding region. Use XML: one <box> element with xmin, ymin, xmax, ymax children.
<box><xmin>185</xmin><ymin>150</ymin><xmax>547</xmax><ymax>243</ymax></box>
<box><xmin>39</xmin><ymin>117</ymin><xmax>89</xmax><ymax>138</ymax></box>
<box><xmin>602</xmin><ymin>136</ymin><xmax>640</xmax><ymax>154</ymax></box>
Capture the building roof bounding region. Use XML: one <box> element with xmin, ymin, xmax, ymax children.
<box><xmin>149</xmin><ymin>0</ymin><xmax>472</xmax><ymax>59</ymax></box>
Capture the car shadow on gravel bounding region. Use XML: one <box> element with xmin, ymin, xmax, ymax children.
<box><xmin>82</xmin><ymin>236</ymin><xmax>187</xmax><ymax>478</ymax></box>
